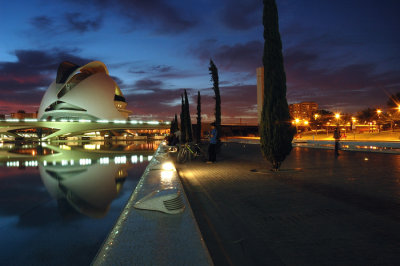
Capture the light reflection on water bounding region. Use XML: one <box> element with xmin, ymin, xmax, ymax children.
<box><xmin>0</xmin><ymin>141</ymin><xmax>159</xmax><ymax>265</ymax></box>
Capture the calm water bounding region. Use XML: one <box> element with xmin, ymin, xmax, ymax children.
<box><xmin>0</xmin><ymin>141</ymin><xmax>160</xmax><ymax>265</ymax></box>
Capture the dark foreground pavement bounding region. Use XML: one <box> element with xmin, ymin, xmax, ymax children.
<box><xmin>175</xmin><ymin>143</ymin><xmax>400</xmax><ymax>266</ymax></box>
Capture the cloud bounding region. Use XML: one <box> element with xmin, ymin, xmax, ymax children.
<box><xmin>124</xmin><ymin>84</ymin><xmax>258</xmax><ymax>124</ymax></box>
<box><xmin>284</xmin><ymin>46</ymin><xmax>400</xmax><ymax>112</ymax></box>
<box><xmin>129</xmin><ymin>64</ymin><xmax>202</xmax><ymax>80</ymax></box>
<box><xmin>133</xmin><ymin>79</ymin><xmax>162</xmax><ymax>91</ymax></box>
<box><xmin>0</xmin><ymin>49</ymin><xmax>92</xmax><ymax>112</ymax></box>
<box><xmin>219</xmin><ymin>0</ymin><xmax>262</xmax><ymax>30</ymax></box>
<box><xmin>73</xmin><ymin>0</ymin><xmax>196</xmax><ymax>34</ymax></box>
<box><xmin>193</xmin><ymin>40</ymin><xmax>263</xmax><ymax>75</ymax></box>
<box><xmin>64</xmin><ymin>12</ymin><xmax>103</xmax><ymax>33</ymax></box>
<box><xmin>30</xmin><ymin>16</ymin><xmax>54</xmax><ymax>30</ymax></box>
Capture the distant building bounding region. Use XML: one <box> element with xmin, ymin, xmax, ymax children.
<box><xmin>256</xmin><ymin>67</ymin><xmax>264</xmax><ymax>124</ymax></box>
<box><xmin>289</xmin><ymin>102</ymin><xmax>318</xmax><ymax>120</ymax></box>
<box><xmin>11</xmin><ymin>111</ymin><xmax>38</xmax><ymax>119</ymax></box>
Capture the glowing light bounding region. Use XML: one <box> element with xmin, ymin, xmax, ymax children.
<box><xmin>6</xmin><ymin>119</ymin><xmax>19</xmax><ymax>122</ymax></box>
<box><xmin>24</xmin><ymin>118</ymin><xmax>38</xmax><ymax>122</ymax></box>
<box><xmin>59</xmin><ymin>145</ymin><xmax>71</xmax><ymax>150</ymax></box>
<box><xmin>113</xmin><ymin>120</ymin><xmax>127</xmax><ymax>124</ymax></box>
<box><xmin>147</xmin><ymin>121</ymin><xmax>160</xmax><ymax>125</ymax></box>
<box><xmin>335</xmin><ymin>113</ymin><xmax>340</xmax><ymax>119</ymax></box>
<box><xmin>7</xmin><ymin>161</ymin><xmax>19</xmax><ymax>167</ymax></box>
<box><xmin>79</xmin><ymin>158</ymin><xmax>92</xmax><ymax>165</ymax></box>
<box><xmin>97</xmin><ymin>120</ymin><xmax>109</xmax><ymax>123</ymax></box>
<box><xmin>377</xmin><ymin>109</ymin><xmax>382</xmax><ymax>115</ymax></box>
<box><xmin>161</xmin><ymin>170</ymin><xmax>173</xmax><ymax>183</ymax></box>
<box><xmin>84</xmin><ymin>144</ymin><xmax>96</xmax><ymax>150</ymax></box>
<box><xmin>130</xmin><ymin>120</ymin><xmax>138</xmax><ymax>124</ymax></box>
<box><xmin>79</xmin><ymin>119</ymin><xmax>91</xmax><ymax>123</ymax></box>
<box><xmin>148</xmin><ymin>155</ymin><xmax>153</xmax><ymax>161</ymax></box>
<box><xmin>295</xmin><ymin>118</ymin><xmax>300</xmax><ymax>123</ymax></box>
<box><xmin>25</xmin><ymin>161</ymin><xmax>38</xmax><ymax>167</ymax></box>
<box><xmin>100</xmin><ymin>157</ymin><xmax>110</xmax><ymax>164</ymax></box>
<box><xmin>140</xmin><ymin>155</ymin><xmax>143</xmax><ymax>162</ymax></box>
<box><xmin>61</xmin><ymin>160</ymin><xmax>68</xmax><ymax>166</ymax></box>
<box><xmin>131</xmin><ymin>155</ymin><xmax>138</xmax><ymax>163</ymax></box>
<box><xmin>43</xmin><ymin>161</ymin><xmax>47</xmax><ymax>166</ymax></box>
<box><xmin>162</xmin><ymin>162</ymin><xmax>175</xmax><ymax>171</ymax></box>
<box><xmin>303</xmin><ymin>120</ymin><xmax>309</xmax><ymax>125</ymax></box>
<box><xmin>114</xmin><ymin>156</ymin><xmax>127</xmax><ymax>164</ymax></box>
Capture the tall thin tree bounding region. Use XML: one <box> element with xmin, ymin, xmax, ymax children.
<box><xmin>184</xmin><ymin>89</ymin><xmax>193</xmax><ymax>142</ymax></box>
<box><xmin>209</xmin><ymin>59</ymin><xmax>221</xmax><ymax>145</ymax></box>
<box><xmin>174</xmin><ymin>113</ymin><xmax>179</xmax><ymax>132</ymax></box>
<box><xmin>196</xmin><ymin>91</ymin><xmax>202</xmax><ymax>143</ymax></box>
<box><xmin>180</xmin><ymin>94</ymin><xmax>186</xmax><ymax>143</ymax></box>
<box><xmin>260</xmin><ymin>0</ymin><xmax>295</xmax><ymax>171</ymax></box>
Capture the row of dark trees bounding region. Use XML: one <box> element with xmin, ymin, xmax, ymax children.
<box><xmin>170</xmin><ymin>59</ymin><xmax>221</xmax><ymax>144</ymax></box>
<box><xmin>170</xmin><ymin>0</ymin><xmax>296</xmax><ymax>171</ymax></box>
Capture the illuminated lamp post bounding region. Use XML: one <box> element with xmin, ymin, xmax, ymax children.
<box><xmin>376</xmin><ymin>109</ymin><xmax>382</xmax><ymax>133</ymax></box>
<box><xmin>335</xmin><ymin>113</ymin><xmax>340</xmax><ymax>125</ymax></box>
<box><xmin>351</xmin><ymin>117</ymin><xmax>357</xmax><ymax>139</ymax></box>
<box><xmin>295</xmin><ymin>118</ymin><xmax>300</xmax><ymax>137</ymax></box>
<box><xmin>313</xmin><ymin>113</ymin><xmax>319</xmax><ymax>139</ymax></box>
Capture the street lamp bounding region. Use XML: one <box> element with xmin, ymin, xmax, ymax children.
<box><xmin>295</xmin><ymin>118</ymin><xmax>300</xmax><ymax>135</ymax></box>
<box><xmin>376</xmin><ymin>109</ymin><xmax>382</xmax><ymax>132</ymax></box>
<box><xmin>335</xmin><ymin>113</ymin><xmax>340</xmax><ymax>129</ymax></box>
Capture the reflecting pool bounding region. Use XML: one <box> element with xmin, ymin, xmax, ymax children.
<box><xmin>0</xmin><ymin>141</ymin><xmax>160</xmax><ymax>265</ymax></box>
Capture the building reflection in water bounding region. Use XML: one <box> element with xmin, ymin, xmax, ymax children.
<box><xmin>0</xmin><ymin>141</ymin><xmax>158</xmax><ymax>218</ymax></box>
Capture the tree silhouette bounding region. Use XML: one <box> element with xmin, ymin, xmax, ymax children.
<box><xmin>196</xmin><ymin>91</ymin><xmax>201</xmax><ymax>143</ymax></box>
<box><xmin>209</xmin><ymin>59</ymin><xmax>221</xmax><ymax>145</ymax></box>
<box><xmin>260</xmin><ymin>0</ymin><xmax>295</xmax><ymax>171</ymax></box>
<box><xmin>180</xmin><ymin>94</ymin><xmax>186</xmax><ymax>142</ymax></box>
<box><xmin>184</xmin><ymin>89</ymin><xmax>193</xmax><ymax>142</ymax></box>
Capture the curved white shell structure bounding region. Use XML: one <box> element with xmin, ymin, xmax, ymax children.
<box><xmin>38</xmin><ymin>61</ymin><xmax>131</xmax><ymax>121</ymax></box>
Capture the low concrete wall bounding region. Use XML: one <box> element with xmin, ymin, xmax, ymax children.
<box><xmin>92</xmin><ymin>143</ymin><xmax>212</xmax><ymax>265</ymax></box>
<box><xmin>293</xmin><ymin>140</ymin><xmax>400</xmax><ymax>154</ymax></box>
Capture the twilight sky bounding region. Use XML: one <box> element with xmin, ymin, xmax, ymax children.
<box><xmin>1</xmin><ymin>0</ymin><xmax>399</xmax><ymax>123</ymax></box>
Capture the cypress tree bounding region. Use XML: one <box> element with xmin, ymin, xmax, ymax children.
<box><xmin>180</xmin><ymin>94</ymin><xmax>186</xmax><ymax>143</ymax></box>
<box><xmin>196</xmin><ymin>91</ymin><xmax>201</xmax><ymax>143</ymax></box>
<box><xmin>174</xmin><ymin>113</ymin><xmax>178</xmax><ymax>132</ymax></box>
<box><xmin>170</xmin><ymin>118</ymin><xmax>175</xmax><ymax>133</ymax></box>
<box><xmin>260</xmin><ymin>0</ymin><xmax>295</xmax><ymax>171</ymax></box>
<box><xmin>184</xmin><ymin>89</ymin><xmax>193</xmax><ymax>142</ymax></box>
<box><xmin>170</xmin><ymin>113</ymin><xmax>178</xmax><ymax>133</ymax></box>
<box><xmin>209</xmin><ymin>59</ymin><xmax>221</xmax><ymax>145</ymax></box>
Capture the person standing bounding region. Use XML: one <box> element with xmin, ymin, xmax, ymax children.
<box><xmin>334</xmin><ymin>126</ymin><xmax>341</xmax><ymax>157</ymax></box>
<box><xmin>207</xmin><ymin>123</ymin><xmax>217</xmax><ymax>163</ymax></box>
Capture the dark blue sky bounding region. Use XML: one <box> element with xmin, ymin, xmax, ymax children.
<box><xmin>1</xmin><ymin>0</ymin><xmax>399</xmax><ymax>123</ymax></box>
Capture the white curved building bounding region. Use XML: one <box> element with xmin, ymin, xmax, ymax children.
<box><xmin>38</xmin><ymin>61</ymin><xmax>131</xmax><ymax>121</ymax></box>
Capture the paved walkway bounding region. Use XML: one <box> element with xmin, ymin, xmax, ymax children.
<box><xmin>175</xmin><ymin>143</ymin><xmax>400</xmax><ymax>266</ymax></box>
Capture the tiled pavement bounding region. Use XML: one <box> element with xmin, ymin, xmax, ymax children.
<box><xmin>175</xmin><ymin>142</ymin><xmax>400</xmax><ymax>266</ymax></box>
